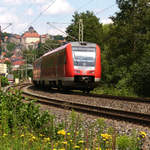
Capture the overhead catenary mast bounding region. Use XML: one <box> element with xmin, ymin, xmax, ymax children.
<box><xmin>78</xmin><ymin>19</ymin><xmax>83</xmax><ymax>43</ymax></box>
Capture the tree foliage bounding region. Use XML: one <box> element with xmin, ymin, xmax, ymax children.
<box><xmin>66</xmin><ymin>11</ymin><xmax>103</xmax><ymax>46</ymax></box>
<box><xmin>102</xmin><ymin>0</ymin><xmax>150</xmax><ymax>96</ymax></box>
<box><xmin>36</xmin><ymin>39</ymin><xmax>61</xmax><ymax>58</ymax></box>
<box><xmin>1</xmin><ymin>76</ymin><xmax>9</xmax><ymax>87</ymax></box>
<box><xmin>6</xmin><ymin>42</ymin><xmax>16</xmax><ymax>52</ymax></box>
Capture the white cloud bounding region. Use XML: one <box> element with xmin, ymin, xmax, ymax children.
<box><xmin>47</xmin><ymin>24</ymin><xmax>67</xmax><ymax>36</ymax></box>
<box><xmin>42</xmin><ymin>0</ymin><xmax>74</xmax><ymax>15</ymax></box>
<box><xmin>26</xmin><ymin>8</ymin><xmax>34</xmax><ymax>16</ymax></box>
<box><xmin>3</xmin><ymin>0</ymin><xmax>23</xmax><ymax>5</ymax></box>
<box><xmin>32</xmin><ymin>0</ymin><xmax>47</xmax><ymax>3</ymax></box>
<box><xmin>3</xmin><ymin>0</ymin><xmax>47</xmax><ymax>5</ymax></box>
<box><xmin>48</xmin><ymin>28</ymin><xmax>66</xmax><ymax>36</ymax></box>
<box><xmin>16</xmin><ymin>23</ymin><xmax>28</xmax><ymax>34</ymax></box>
<box><xmin>0</xmin><ymin>7</ymin><xmax>7</xmax><ymax>13</ymax></box>
<box><xmin>0</xmin><ymin>10</ymin><xmax>27</xmax><ymax>34</ymax></box>
<box><xmin>0</xmin><ymin>0</ymin><xmax>73</xmax><ymax>35</ymax></box>
<box><xmin>0</xmin><ymin>13</ymin><xmax>19</xmax><ymax>24</ymax></box>
<box><xmin>101</xmin><ymin>18</ymin><xmax>113</xmax><ymax>24</ymax></box>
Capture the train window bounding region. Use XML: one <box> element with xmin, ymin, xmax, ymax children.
<box><xmin>57</xmin><ymin>50</ymin><xmax>66</xmax><ymax>65</ymax></box>
<box><xmin>72</xmin><ymin>46</ymin><xmax>96</xmax><ymax>68</ymax></box>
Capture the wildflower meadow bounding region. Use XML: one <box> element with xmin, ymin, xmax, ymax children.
<box><xmin>0</xmin><ymin>89</ymin><xmax>147</xmax><ymax>150</ymax></box>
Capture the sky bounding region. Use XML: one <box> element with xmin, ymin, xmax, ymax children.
<box><xmin>0</xmin><ymin>0</ymin><xmax>119</xmax><ymax>36</ymax></box>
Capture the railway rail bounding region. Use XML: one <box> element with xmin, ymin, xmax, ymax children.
<box><xmin>20</xmin><ymin>85</ymin><xmax>150</xmax><ymax>127</ymax></box>
<box><xmin>29</xmin><ymin>85</ymin><xmax>150</xmax><ymax>104</ymax></box>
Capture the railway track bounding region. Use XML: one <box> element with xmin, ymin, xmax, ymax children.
<box><xmin>21</xmin><ymin>85</ymin><xmax>150</xmax><ymax>127</ymax></box>
<box><xmin>29</xmin><ymin>85</ymin><xmax>150</xmax><ymax>104</ymax></box>
<box><xmin>6</xmin><ymin>82</ymin><xmax>31</xmax><ymax>92</ymax></box>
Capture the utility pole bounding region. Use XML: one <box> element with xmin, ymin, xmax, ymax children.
<box><xmin>78</xmin><ymin>19</ymin><xmax>83</xmax><ymax>43</ymax></box>
<box><xmin>26</xmin><ymin>55</ymin><xmax>28</xmax><ymax>80</ymax></box>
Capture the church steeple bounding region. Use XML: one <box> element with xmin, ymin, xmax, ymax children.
<box><xmin>28</xmin><ymin>26</ymin><xmax>35</xmax><ymax>33</ymax></box>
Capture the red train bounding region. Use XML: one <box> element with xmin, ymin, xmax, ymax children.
<box><xmin>33</xmin><ymin>42</ymin><xmax>101</xmax><ymax>92</ymax></box>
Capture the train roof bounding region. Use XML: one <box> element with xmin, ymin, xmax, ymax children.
<box><xmin>33</xmin><ymin>41</ymin><xmax>97</xmax><ymax>64</ymax></box>
<box><xmin>43</xmin><ymin>42</ymin><xmax>97</xmax><ymax>57</ymax></box>
<box><xmin>70</xmin><ymin>42</ymin><xmax>96</xmax><ymax>47</ymax></box>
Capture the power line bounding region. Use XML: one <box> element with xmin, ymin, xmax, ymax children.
<box><xmin>95</xmin><ymin>4</ymin><xmax>116</xmax><ymax>15</ymax></box>
<box><xmin>1</xmin><ymin>23</ymin><xmax>12</xmax><ymax>32</ymax></box>
<box><xmin>47</xmin><ymin>3</ymin><xmax>115</xmax><ymax>42</ymax></box>
<box><xmin>47</xmin><ymin>22</ymin><xmax>77</xmax><ymax>41</ymax></box>
<box><xmin>46</xmin><ymin>0</ymin><xmax>95</xmax><ymax>41</ymax></box>
<box><xmin>23</xmin><ymin>0</ymin><xmax>56</xmax><ymax>33</ymax></box>
<box><xmin>47</xmin><ymin>22</ymin><xmax>70</xmax><ymax>25</ymax></box>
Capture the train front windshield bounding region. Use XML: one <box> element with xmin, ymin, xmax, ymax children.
<box><xmin>72</xmin><ymin>47</ymin><xmax>96</xmax><ymax>69</ymax></box>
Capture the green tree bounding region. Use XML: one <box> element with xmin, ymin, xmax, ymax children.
<box><xmin>4</xmin><ymin>60</ymin><xmax>12</xmax><ymax>74</ymax></box>
<box><xmin>66</xmin><ymin>11</ymin><xmax>103</xmax><ymax>46</ymax></box>
<box><xmin>54</xmin><ymin>35</ymin><xmax>64</xmax><ymax>40</ymax></box>
<box><xmin>103</xmin><ymin>0</ymin><xmax>150</xmax><ymax>96</ymax></box>
<box><xmin>1</xmin><ymin>76</ymin><xmax>9</xmax><ymax>87</ymax></box>
<box><xmin>1</xmin><ymin>32</ymin><xmax>10</xmax><ymax>41</ymax></box>
<box><xmin>36</xmin><ymin>39</ymin><xmax>61</xmax><ymax>58</ymax></box>
<box><xmin>6</xmin><ymin>42</ymin><xmax>16</xmax><ymax>52</ymax></box>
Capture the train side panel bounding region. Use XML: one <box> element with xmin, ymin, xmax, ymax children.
<box><xmin>56</xmin><ymin>48</ymin><xmax>66</xmax><ymax>79</ymax></box>
<box><xmin>33</xmin><ymin>59</ymin><xmax>41</xmax><ymax>81</ymax></box>
<box><xmin>41</xmin><ymin>54</ymin><xmax>56</xmax><ymax>80</ymax></box>
<box><xmin>39</xmin><ymin>46</ymin><xmax>67</xmax><ymax>84</ymax></box>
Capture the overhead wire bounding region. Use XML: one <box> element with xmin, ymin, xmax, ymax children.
<box><xmin>23</xmin><ymin>0</ymin><xmax>56</xmax><ymax>33</ymax></box>
<box><xmin>46</xmin><ymin>1</ymin><xmax>116</xmax><ymax>42</ymax></box>
<box><xmin>95</xmin><ymin>4</ymin><xmax>116</xmax><ymax>15</ymax></box>
<box><xmin>19</xmin><ymin>0</ymin><xmax>58</xmax><ymax>52</ymax></box>
<box><xmin>1</xmin><ymin>23</ymin><xmax>12</xmax><ymax>32</ymax></box>
<box><xmin>45</xmin><ymin>0</ymin><xmax>97</xmax><ymax>40</ymax></box>
<box><xmin>47</xmin><ymin>22</ymin><xmax>77</xmax><ymax>41</ymax></box>
<box><xmin>23</xmin><ymin>1</ymin><xmax>116</xmax><ymax>53</ymax></box>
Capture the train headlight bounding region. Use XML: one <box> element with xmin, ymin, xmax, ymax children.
<box><xmin>89</xmin><ymin>70</ymin><xmax>95</xmax><ymax>74</ymax></box>
<box><xmin>74</xmin><ymin>70</ymin><xmax>81</xmax><ymax>73</ymax></box>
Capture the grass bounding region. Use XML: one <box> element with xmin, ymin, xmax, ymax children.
<box><xmin>0</xmin><ymin>88</ymin><xmax>147</xmax><ymax>149</ymax></box>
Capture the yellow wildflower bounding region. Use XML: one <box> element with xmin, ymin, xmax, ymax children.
<box><xmin>39</xmin><ymin>134</ymin><xmax>44</xmax><ymax>137</ymax></box>
<box><xmin>62</xmin><ymin>141</ymin><xmax>67</xmax><ymax>144</ymax></box>
<box><xmin>29</xmin><ymin>135</ymin><xmax>36</xmax><ymax>142</ymax></box>
<box><xmin>32</xmin><ymin>136</ymin><xmax>36</xmax><ymax>140</ymax></box>
<box><xmin>96</xmin><ymin>148</ymin><xmax>102</xmax><ymax>150</ymax></box>
<box><xmin>74</xmin><ymin>145</ymin><xmax>80</xmax><ymax>149</ymax></box>
<box><xmin>43</xmin><ymin>137</ymin><xmax>50</xmax><ymax>142</ymax></box>
<box><xmin>20</xmin><ymin>134</ymin><xmax>24</xmax><ymax>137</ymax></box>
<box><xmin>101</xmin><ymin>133</ymin><xmax>112</xmax><ymax>140</ymax></box>
<box><xmin>3</xmin><ymin>133</ymin><xmax>7</xmax><ymax>137</ymax></box>
<box><xmin>140</xmin><ymin>131</ymin><xmax>146</xmax><ymax>138</ymax></box>
<box><xmin>57</xmin><ymin>129</ymin><xmax>66</xmax><ymax>136</ymax></box>
<box><xmin>78</xmin><ymin>140</ymin><xmax>84</xmax><ymax>144</ymax></box>
<box><xmin>67</xmin><ymin>132</ymin><xmax>70</xmax><ymax>136</ymax></box>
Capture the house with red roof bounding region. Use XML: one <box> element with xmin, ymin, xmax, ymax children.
<box><xmin>21</xmin><ymin>26</ymin><xmax>40</xmax><ymax>49</ymax></box>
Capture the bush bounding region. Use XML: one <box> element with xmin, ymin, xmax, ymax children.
<box><xmin>0</xmin><ymin>89</ymin><xmax>146</xmax><ymax>149</ymax></box>
<box><xmin>0</xmin><ymin>89</ymin><xmax>53</xmax><ymax>135</ymax></box>
<box><xmin>1</xmin><ymin>76</ymin><xmax>9</xmax><ymax>87</ymax></box>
